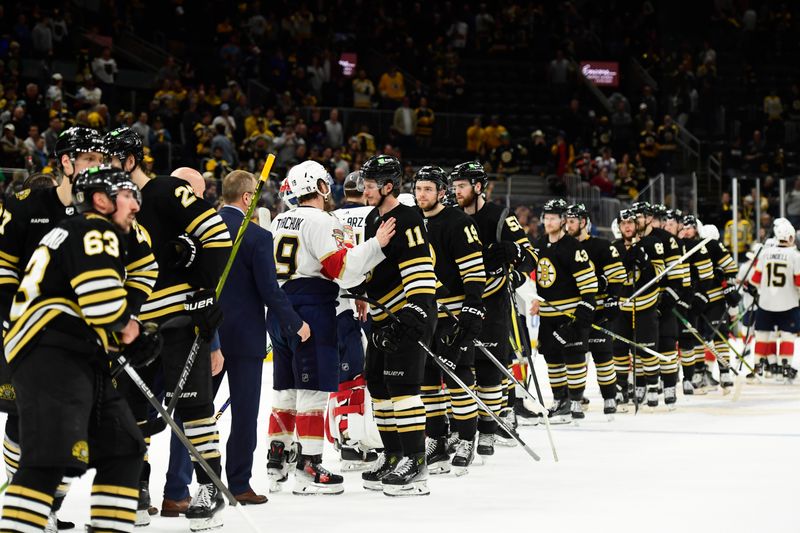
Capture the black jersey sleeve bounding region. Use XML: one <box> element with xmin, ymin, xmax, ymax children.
<box><xmin>602</xmin><ymin>241</ymin><xmax>626</xmax><ymax>296</ymax></box>
<box><xmin>0</xmin><ymin>195</ymin><xmax>28</xmax><ymax>319</ymax></box>
<box><xmin>499</xmin><ymin>213</ymin><xmax>535</xmax><ymax>276</ymax></box>
<box><xmin>450</xmin><ymin>216</ymin><xmax>486</xmax><ymax>303</ymax></box>
<box><xmin>396</xmin><ymin>213</ymin><xmax>436</xmax><ymax>310</ymax></box>
<box><xmin>568</xmin><ymin>240</ymin><xmax>598</xmax><ymax>306</ymax></box>
<box><xmin>123</xmin><ymin>221</ymin><xmax>159</xmax><ymax>316</ymax></box>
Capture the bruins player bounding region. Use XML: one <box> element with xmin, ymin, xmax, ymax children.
<box><xmin>529</xmin><ymin>199</ymin><xmax>598</xmax><ymax>422</ymax></box>
<box><xmin>413</xmin><ymin>166</ymin><xmax>485</xmax><ymax>476</ymax></box>
<box><xmin>0</xmin><ymin>128</ymin><xmax>157</xmax><ymax>531</ymax></box>
<box><xmin>104</xmin><ymin>127</ymin><xmax>232</xmax><ymax>528</ymax></box>
<box><xmin>564</xmin><ymin>203</ymin><xmax>625</xmax><ymax>416</ymax></box>
<box><xmin>611</xmin><ymin>207</ymin><xmax>665</xmax><ymax>408</ymax></box>
<box><xmin>358</xmin><ymin>155</ymin><xmax>437</xmax><ymax>496</ymax></box>
<box><xmin>450</xmin><ymin>161</ymin><xmax>535</xmax><ymax>455</ymax></box>
<box><xmin>0</xmin><ymin>167</ymin><xmax>157</xmax><ymax>533</ymax></box>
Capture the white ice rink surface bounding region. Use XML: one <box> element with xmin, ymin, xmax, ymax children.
<box><xmin>2</xmin><ymin>344</ymin><xmax>798</xmax><ymax>533</ymax></box>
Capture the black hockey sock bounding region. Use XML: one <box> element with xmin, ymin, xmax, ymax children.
<box><xmin>180</xmin><ymin>405</ymin><xmax>222</xmax><ymax>480</ymax></box>
<box><xmin>91</xmin><ymin>454</ymin><xmax>142</xmax><ymax>532</ymax></box>
<box><xmin>421</xmin><ymin>384</ymin><xmax>449</xmax><ymax>439</ymax></box>
<box><xmin>565</xmin><ymin>352</ymin><xmax>588</xmax><ymax>401</ymax></box>
<box><xmin>1</xmin><ymin>466</ymin><xmax>63</xmax><ymax>530</ymax></box>
<box><xmin>592</xmin><ymin>352</ymin><xmax>617</xmax><ymax>399</ymax></box>
<box><xmin>3</xmin><ymin>414</ymin><xmax>20</xmax><ymax>479</ymax></box>
<box><xmin>388</xmin><ymin>383</ymin><xmax>425</xmax><ymax>456</ymax></box>
<box><xmin>445</xmin><ymin>367</ymin><xmax>477</xmax><ymax>441</ymax></box>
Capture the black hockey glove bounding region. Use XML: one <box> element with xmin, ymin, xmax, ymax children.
<box><xmin>122</xmin><ymin>321</ymin><xmax>163</xmax><ymax>369</ymax></box>
<box><xmin>722</xmin><ymin>283</ymin><xmax>741</xmax><ymax>307</ymax></box>
<box><xmin>396</xmin><ymin>303</ymin><xmax>429</xmax><ymax>338</ymax></box>
<box><xmin>743</xmin><ymin>283</ymin><xmax>759</xmax><ymax>299</ymax></box>
<box><xmin>690</xmin><ymin>292</ymin><xmax>709</xmax><ymax>315</ymax></box>
<box><xmin>598</xmin><ymin>274</ymin><xmax>609</xmax><ymax>294</ymax></box>
<box><xmin>164</xmin><ymin>234</ymin><xmax>200</xmax><ymax>270</ymax></box>
<box><xmin>371</xmin><ymin>324</ymin><xmax>399</xmax><ymax>353</ymax></box>
<box><xmin>484</xmin><ymin>241</ymin><xmax>523</xmax><ymax>270</ymax></box>
<box><xmin>185</xmin><ymin>289</ymin><xmax>223</xmax><ymax>341</ymax></box>
<box><xmin>572</xmin><ymin>300</ymin><xmax>594</xmax><ymax>329</ymax></box>
<box><xmin>634</xmin><ymin>246</ymin><xmax>650</xmax><ymax>269</ymax></box>
<box><xmin>449</xmin><ymin>303</ymin><xmax>485</xmax><ymax>347</ymax></box>
<box><xmin>508</xmin><ymin>269</ymin><xmax>527</xmax><ymax>289</ymax></box>
<box><xmin>602</xmin><ymin>295</ymin><xmax>621</xmax><ymax>323</ymax></box>
<box><xmin>553</xmin><ymin>321</ymin><xmax>579</xmax><ymax>348</ymax></box>
<box><xmin>674</xmin><ymin>298</ymin><xmax>692</xmax><ymax>316</ymax></box>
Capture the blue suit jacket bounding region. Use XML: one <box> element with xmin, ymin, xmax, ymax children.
<box><xmin>218</xmin><ymin>205</ymin><xmax>302</xmax><ymax>358</ymax></box>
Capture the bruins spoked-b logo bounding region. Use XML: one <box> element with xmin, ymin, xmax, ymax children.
<box><xmin>72</xmin><ymin>440</ymin><xmax>89</xmax><ymax>464</ymax></box>
<box><xmin>537</xmin><ymin>257</ymin><xmax>556</xmax><ymax>288</ymax></box>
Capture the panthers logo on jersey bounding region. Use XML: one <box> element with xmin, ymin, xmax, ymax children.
<box><xmin>537</xmin><ymin>257</ymin><xmax>557</xmax><ymax>288</ymax></box>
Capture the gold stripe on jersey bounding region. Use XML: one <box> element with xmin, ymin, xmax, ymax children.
<box><xmin>70</xmin><ymin>269</ymin><xmax>127</xmax><ymax>326</ymax></box>
<box><xmin>138</xmin><ymin>283</ymin><xmax>194</xmax><ymax>321</ymax></box>
<box><xmin>483</xmin><ymin>275</ymin><xmax>506</xmax><ymax>298</ymax></box>
<box><xmin>604</xmin><ymin>261</ymin><xmax>627</xmax><ymax>285</ymax></box>
<box><xmin>398</xmin><ymin>255</ymin><xmax>436</xmax><ymax>298</ymax></box>
<box><xmin>437</xmin><ymin>294</ymin><xmax>466</xmax><ymax>318</ymax></box>
<box><xmin>125</xmin><ymin>252</ymin><xmax>159</xmax><ymax>298</ymax></box>
<box><xmin>456</xmin><ymin>251</ymin><xmax>487</xmax><ymax>286</ymax></box>
<box><xmin>185</xmin><ymin>208</ymin><xmax>232</xmax><ymax>249</ymax></box>
<box><xmin>707</xmin><ymin>287</ymin><xmax>725</xmax><ymax>302</ymax></box>
<box><xmin>695</xmin><ymin>258</ymin><xmax>714</xmax><ymax>280</ymax></box>
<box><xmin>369</xmin><ymin>284</ymin><xmax>407</xmax><ymax>322</ymax></box>
<box><xmin>619</xmin><ymin>288</ymin><xmax>660</xmax><ymax>311</ymax></box>
<box><xmin>573</xmin><ymin>265</ymin><xmax>599</xmax><ymax>295</ymax></box>
<box><xmin>0</xmin><ymin>250</ymin><xmax>19</xmax><ymax>286</ymax></box>
<box><xmin>539</xmin><ymin>296</ymin><xmax>581</xmax><ymax>317</ymax></box>
<box><xmin>718</xmin><ymin>253</ymin><xmax>737</xmax><ymax>275</ymax></box>
<box><xmin>4</xmin><ymin>298</ymin><xmax>82</xmax><ymax>362</ymax></box>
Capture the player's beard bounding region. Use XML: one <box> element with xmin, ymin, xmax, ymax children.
<box><xmin>457</xmin><ymin>188</ymin><xmax>476</xmax><ymax>209</ymax></box>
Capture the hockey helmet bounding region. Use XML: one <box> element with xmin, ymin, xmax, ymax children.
<box><xmin>104</xmin><ymin>127</ymin><xmax>145</xmax><ymax>169</ymax></box>
<box><xmin>699</xmin><ymin>223</ymin><xmax>720</xmax><ymax>241</ymax></box>
<box><xmin>665</xmin><ymin>209</ymin><xmax>683</xmax><ymax>221</ymax></box>
<box><xmin>682</xmin><ymin>215</ymin><xmax>699</xmax><ymax>228</ymax></box>
<box><xmin>651</xmin><ymin>203</ymin><xmax>668</xmax><ymax>219</ymax></box>
<box><xmin>72</xmin><ymin>165</ymin><xmax>140</xmax><ymax>214</ymax></box>
<box><xmin>286</xmin><ymin>160</ymin><xmax>331</xmax><ymax>199</ymax></box>
<box><xmin>361</xmin><ymin>155</ymin><xmax>402</xmax><ymax>188</ymax></box>
<box><xmin>343</xmin><ymin>170</ymin><xmax>364</xmax><ymax>192</ymax></box>
<box><xmin>565</xmin><ymin>202</ymin><xmax>590</xmax><ymax>220</ymax></box>
<box><xmin>773</xmin><ymin>217</ymin><xmax>796</xmax><ymax>244</ymax></box>
<box><xmin>611</xmin><ymin>218</ymin><xmax>622</xmax><ymax>239</ymax></box>
<box><xmin>413</xmin><ymin>165</ymin><xmax>448</xmax><ymax>191</ymax></box>
<box><xmin>54</xmin><ymin>127</ymin><xmax>105</xmax><ymax>161</ymax></box>
<box><xmin>397</xmin><ymin>193</ymin><xmax>416</xmax><ymax>207</ymax></box>
<box><xmin>630</xmin><ymin>201</ymin><xmax>653</xmax><ymax>216</ymax></box>
<box><xmin>279</xmin><ymin>177</ymin><xmax>299</xmax><ymax>209</ymax></box>
<box><xmin>618</xmin><ymin>208</ymin><xmax>636</xmax><ymax>221</ymax></box>
<box><xmin>542</xmin><ymin>198</ymin><xmax>568</xmax><ymax>217</ymax></box>
<box><xmin>449</xmin><ymin>161</ymin><xmax>488</xmax><ymax>190</ymax></box>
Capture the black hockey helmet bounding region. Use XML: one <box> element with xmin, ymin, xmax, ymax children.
<box><xmin>104</xmin><ymin>126</ymin><xmax>145</xmax><ymax>169</ymax></box>
<box><xmin>449</xmin><ymin>161</ymin><xmax>488</xmax><ymax>190</ymax></box>
<box><xmin>343</xmin><ymin>170</ymin><xmax>364</xmax><ymax>192</ymax></box>
<box><xmin>682</xmin><ymin>214</ymin><xmax>699</xmax><ymax>228</ymax></box>
<box><xmin>565</xmin><ymin>202</ymin><xmax>590</xmax><ymax>220</ymax></box>
<box><xmin>362</xmin><ymin>155</ymin><xmax>402</xmax><ymax>188</ymax></box>
<box><xmin>53</xmin><ymin>127</ymin><xmax>105</xmax><ymax>162</ymax></box>
<box><xmin>413</xmin><ymin>165</ymin><xmax>448</xmax><ymax>191</ymax></box>
<box><xmin>542</xmin><ymin>198</ymin><xmax>568</xmax><ymax>216</ymax></box>
<box><xmin>630</xmin><ymin>201</ymin><xmax>653</xmax><ymax>216</ymax></box>
<box><xmin>665</xmin><ymin>208</ymin><xmax>683</xmax><ymax>221</ymax></box>
<box><xmin>618</xmin><ymin>208</ymin><xmax>636</xmax><ymax>221</ymax></box>
<box><xmin>651</xmin><ymin>203</ymin><xmax>668</xmax><ymax>220</ymax></box>
<box><xmin>72</xmin><ymin>165</ymin><xmax>141</xmax><ymax>214</ymax></box>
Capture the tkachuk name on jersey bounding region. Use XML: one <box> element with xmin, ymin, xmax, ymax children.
<box><xmin>275</xmin><ymin>216</ymin><xmax>304</xmax><ymax>231</ymax></box>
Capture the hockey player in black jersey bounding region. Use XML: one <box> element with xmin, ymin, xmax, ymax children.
<box><xmin>105</xmin><ymin>127</ymin><xmax>232</xmax><ymax>528</ymax></box>
<box><xmin>529</xmin><ymin>199</ymin><xmax>598</xmax><ymax>422</ymax></box>
<box><xmin>564</xmin><ymin>203</ymin><xmax>625</xmax><ymax>417</ymax></box>
<box><xmin>359</xmin><ymin>155</ymin><xmax>437</xmax><ymax>496</ymax></box>
<box><xmin>0</xmin><ymin>167</ymin><xmax>158</xmax><ymax>533</ymax></box>
<box><xmin>413</xmin><ymin>166</ymin><xmax>485</xmax><ymax>476</ymax></box>
<box><xmin>450</xmin><ymin>161</ymin><xmax>535</xmax><ymax>455</ymax></box>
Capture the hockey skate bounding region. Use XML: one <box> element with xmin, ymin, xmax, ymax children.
<box><xmin>634</xmin><ymin>386</ymin><xmax>646</xmax><ymax>406</ymax></box>
<box><xmin>748</xmin><ymin>360</ymin><xmax>766</xmax><ymax>380</ymax></box>
<box><xmin>580</xmin><ymin>396</ymin><xmax>590</xmax><ymax>411</ymax></box>
<box><xmin>340</xmin><ymin>445</ymin><xmax>378</xmax><ymax>472</ymax></box>
<box><xmin>513</xmin><ymin>398</ymin><xmax>541</xmax><ymax>426</ymax></box>
<box><xmin>495</xmin><ymin>408</ymin><xmax>518</xmax><ymax>447</ymax></box>
<box><xmin>425</xmin><ymin>436</ymin><xmax>451</xmax><ymax>475</ymax></box>
<box><xmin>703</xmin><ymin>370</ymin><xmax>719</xmax><ymax>389</ymax></box>
<box><xmin>136</xmin><ymin>480</ymin><xmax>153</xmax><ymax>526</ymax></box>
<box><xmin>781</xmin><ymin>359</ymin><xmax>797</xmax><ymax>383</ymax></box>
<box><xmin>362</xmin><ymin>452</ymin><xmax>402</xmax><ymax>491</ymax></box>
<box><xmin>445</xmin><ymin>431</ymin><xmax>460</xmax><ymax>454</ymax></box>
<box><xmin>664</xmin><ymin>386</ymin><xmax>677</xmax><ymax>410</ymax></box>
<box><xmin>266</xmin><ymin>440</ymin><xmax>298</xmax><ymax>493</ymax></box>
<box><xmin>603</xmin><ymin>398</ymin><xmax>617</xmax><ymax>420</ymax></box>
<box><xmin>547</xmin><ymin>398</ymin><xmax>572</xmax><ymax>424</ymax></box>
<box><xmin>293</xmin><ymin>455</ymin><xmax>344</xmax><ymax>495</ymax></box>
<box><xmin>646</xmin><ymin>385</ymin><xmax>659</xmax><ymax>408</ymax></box>
<box><xmin>615</xmin><ymin>384</ymin><xmax>630</xmax><ymax>412</ymax></box>
<box><xmin>382</xmin><ymin>453</ymin><xmax>429</xmax><ymax>497</ymax></box>
<box><xmin>476</xmin><ymin>432</ymin><xmax>496</xmax><ymax>459</ymax></box>
<box><xmin>570</xmin><ymin>400</ymin><xmax>585</xmax><ymax>420</ymax></box>
<box><xmin>682</xmin><ymin>379</ymin><xmax>694</xmax><ymax>395</ymax></box>
<box><xmin>186</xmin><ymin>483</ymin><xmax>225</xmax><ymax>531</ymax></box>
<box><xmin>451</xmin><ymin>438</ymin><xmax>475</xmax><ymax>476</ymax></box>
<box><xmin>719</xmin><ymin>371</ymin><xmax>734</xmax><ymax>393</ymax></box>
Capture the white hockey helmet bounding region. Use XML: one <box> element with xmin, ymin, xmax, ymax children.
<box><xmin>773</xmin><ymin>217</ymin><xmax>796</xmax><ymax>245</ymax></box>
<box><xmin>286</xmin><ymin>160</ymin><xmax>331</xmax><ymax>200</ymax></box>
<box><xmin>397</xmin><ymin>193</ymin><xmax>416</xmax><ymax>207</ymax></box>
<box><xmin>699</xmin><ymin>223</ymin><xmax>719</xmax><ymax>241</ymax></box>
<box><xmin>611</xmin><ymin>218</ymin><xmax>621</xmax><ymax>239</ymax></box>
<box><xmin>278</xmin><ymin>177</ymin><xmax>298</xmax><ymax>209</ymax></box>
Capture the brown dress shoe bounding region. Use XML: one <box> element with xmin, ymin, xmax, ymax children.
<box><xmin>160</xmin><ymin>497</ymin><xmax>191</xmax><ymax>517</ymax></box>
<box><xmin>234</xmin><ymin>489</ymin><xmax>268</xmax><ymax>505</ymax></box>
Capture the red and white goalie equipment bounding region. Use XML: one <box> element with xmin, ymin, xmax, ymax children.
<box><xmin>749</xmin><ymin>218</ymin><xmax>800</xmax><ymax>376</ymax></box>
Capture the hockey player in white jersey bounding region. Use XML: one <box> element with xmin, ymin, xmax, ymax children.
<box><xmin>748</xmin><ymin>218</ymin><xmax>800</xmax><ymax>382</ymax></box>
<box><xmin>266</xmin><ymin>161</ymin><xmax>396</xmax><ymax>494</ymax></box>
<box><xmin>328</xmin><ymin>171</ymin><xmax>383</xmax><ymax>469</ymax></box>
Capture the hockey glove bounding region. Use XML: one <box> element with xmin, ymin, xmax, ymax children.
<box><xmin>597</xmin><ymin>274</ymin><xmax>609</xmax><ymax>294</ymax></box>
<box><xmin>450</xmin><ymin>303</ymin><xmax>485</xmax><ymax>347</ymax></box>
<box><xmin>371</xmin><ymin>324</ymin><xmax>399</xmax><ymax>353</ymax></box>
<box><xmin>484</xmin><ymin>241</ymin><xmax>523</xmax><ymax>270</ymax></box>
<box><xmin>634</xmin><ymin>246</ymin><xmax>650</xmax><ymax>269</ymax></box>
<box><xmin>164</xmin><ymin>234</ymin><xmax>199</xmax><ymax>270</ymax></box>
<box><xmin>743</xmin><ymin>283</ymin><xmax>759</xmax><ymax>299</ymax></box>
<box><xmin>396</xmin><ymin>303</ymin><xmax>429</xmax><ymax>338</ymax></box>
<box><xmin>690</xmin><ymin>292</ymin><xmax>709</xmax><ymax>315</ymax></box>
<box><xmin>122</xmin><ymin>321</ymin><xmax>163</xmax><ymax>369</ymax></box>
<box><xmin>674</xmin><ymin>298</ymin><xmax>692</xmax><ymax>316</ymax></box>
<box><xmin>508</xmin><ymin>269</ymin><xmax>527</xmax><ymax>289</ymax></box>
<box><xmin>602</xmin><ymin>295</ymin><xmax>621</xmax><ymax>323</ymax></box>
<box><xmin>572</xmin><ymin>300</ymin><xmax>594</xmax><ymax>329</ymax></box>
<box><xmin>553</xmin><ymin>321</ymin><xmax>579</xmax><ymax>348</ymax></box>
<box><xmin>722</xmin><ymin>283</ymin><xmax>741</xmax><ymax>307</ymax></box>
<box><xmin>185</xmin><ymin>289</ymin><xmax>223</xmax><ymax>341</ymax></box>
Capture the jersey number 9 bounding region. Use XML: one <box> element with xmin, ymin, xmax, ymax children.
<box><xmin>275</xmin><ymin>235</ymin><xmax>299</xmax><ymax>279</ymax></box>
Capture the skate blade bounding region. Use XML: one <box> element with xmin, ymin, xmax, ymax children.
<box><xmin>451</xmin><ymin>465</ymin><xmax>470</xmax><ymax>476</ymax></box>
<box><xmin>135</xmin><ymin>510</ymin><xmax>151</xmax><ymax>527</ymax></box>
<box><xmin>341</xmin><ymin>460</ymin><xmax>375</xmax><ymax>472</ymax></box>
<box><xmin>604</xmin><ymin>413</ymin><xmax>615</xmax><ymax>421</ymax></box>
<box><xmin>494</xmin><ymin>438</ymin><xmax>518</xmax><ymax>448</ymax></box>
<box><xmin>516</xmin><ymin>418</ymin><xmax>540</xmax><ymax>427</ymax></box>
<box><xmin>665</xmin><ymin>403</ymin><xmax>677</xmax><ymax>411</ymax></box>
<box><xmin>363</xmin><ymin>480</ymin><xmax>384</xmax><ymax>491</ymax></box>
<box><xmin>429</xmin><ymin>462</ymin><xmax>452</xmax><ymax>475</ymax></box>
<box><xmin>547</xmin><ymin>415</ymin><xmax>572</xmax><ymax>425</ymax></box>
<box><xmin>189</xmin><ymin>515</ymin><xmax>224</xmax><ymax>532</ymax></box>
<box><xmin>383</xmin><ymin>481</ymin><xmax>430</xmax><ymax>497</ymax></box>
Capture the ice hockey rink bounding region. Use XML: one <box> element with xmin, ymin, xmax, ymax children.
<box><xmin>2</xmin><ymin>335</ymin><xmax>796</xmax><ymax>533</ymax></box>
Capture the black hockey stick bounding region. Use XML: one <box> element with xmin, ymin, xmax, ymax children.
<box><xmin>672</xmin><ymin>309</ymin><xmax>741</xmax><ymax>376</ymax></box>
<box><xmin>632</xmin><ymin>263</ymin><xmax>639</xmax><ymax>414</ymax></box>
<box><xmin>114</xmin><ymin>355</ymin><xmax>264</xmax><ymax>533</ymax></box>
<box><xmin>697</xmin><ymin>313</ymin><xmax>757</xmax><ymax>374</ymax></box>
<box><xmin>438</xmin><ymin>305</ymin><xmax>558</xmax><ymax>462</ymax></box>
<box><xmin>341</xmin><ymin>294</ymin><xmax>541</xmax><ymax>462</ymax></box>
<box><xmin>165</xmin><ymin>156</ymin><xmax>274</xmax><ymax>416</ymax></box>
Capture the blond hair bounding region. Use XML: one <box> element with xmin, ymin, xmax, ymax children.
<box><xmin>222</xmin><ymin>170</ymin><xmax>256</xmax><ymax>204</ymax></box>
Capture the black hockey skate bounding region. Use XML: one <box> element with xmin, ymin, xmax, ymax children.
<box><xmin>450</xmin><ymin>438</ymin><xmax>475</xmax><ymax>476</ymax></box>
<box><xmin>635</xmin><ymin>386</ymin><xmax>646</xmax><ymax>406</ymax></box>
<box><xmin>781</xmin><ymin>359</ymin><xmax>797</xmax><ymax>383</ymax></box>
<box><xmin>476</xmin><ymin>432</ymin><xmax>496</xmax><ymax>457</ymax></box>
<box><xmin>664</xmin><ymin>386</ymin><xmax>677</xmax><ymax>410</ymax></box>
<box><xmin>362</xmin><ymin>452</ymin><xmax>402</xmax><ymax>491</ymax></box>
<box><xmin>719</xmin><ymin>370</ymin><xmax>734</xmax><ymax>393</ymax></box>
<box><xmin>646</xmin><ymin>385</ymin><xmax>659</xmax><ymax>408</ymax></box>
<box><xmin>425</xmin><ymin>436</ymin><xmax>451</xmax><ymax>475</ymax></box>
<box><xmin>547</xmin><ymin>398</ymin><xmax>572</xmax><ymax>424</ymax></box>
<box><xmin>570</xmin><ymin>400</ymin><xmax>585</xmax><ymax>420</ymax></box>
<box><xmin>513</xmin><ymin>398</ymin><xmax>541</xmax><ymax>426</ymax></box>
<box><xmin>615</xmin><ymin>382</ymin><xmax>630</xmax><ymax>404</ymax></box>
<box><xmin>382</xmin><ymin>453</ymin><xmax>429</xmax><ymax>497</ymax></box>
<box><xmin>603</xmin><ymin>398</ymin><xmax>617</xmax><ymax>420</ymax></box>
<box><xmin>580</xmin><ymin>396</ymin><xmax>590</xmax><ymax>411</ymax></box>
<box><xmin>136</xmin><ymin>480</ymin><xmax>153</xmax><ymax>526</ymax></box>
<box><xmin>748</xmin><ymin>359</ymin><xmax>766</xmax><ymax>380</ymax></box>
<box><xmin>293</xmin><ymin>455</ymin><xmax>344</xmax><ymax>495</ymax></box>
<box><xmin>495</xmin><ymin>408</ymin><xmax>518</xmax><ymax>447</ymax></box>
<box><xmin>703</xmin><ymin>370</ymin><xmax>719</xmax><ymax>389</ymax></box>
<box><xmin>340</xmin><ymin>445</ymin><xmax>378</xmax><ymax>471</ymax></box>
<box><xmin>445</xmin><ymin>431</ymin><xmax>460</xmax><ymax>454</ymax></box>
<box><xmin>267</xmin><ymin>440</ymin><xmax>298</xmax><ymax>493</ymax></box>
<box><xmin>682</xmin><ymin>379</ymin><xmax>694</xmax><ymax>395</ymax></box>
<box><xmin>186</xmin><ymin>483</ymin><xmax>225</xmax><ymax>531</ymax></box>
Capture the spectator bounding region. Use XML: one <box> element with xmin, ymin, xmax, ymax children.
<box><xmin>31</xmin><ymin>16</ymin><xmax>53</xmax><ymax>58</ymax></box>
<box><xmin>548</xmin><ymin>50</ymin><xmax>573</xmax><ymax>102</ymax></box>
<box><xmin>213</xmin><ymin>103</ymin><xmax>237</xmax><ymax>138</ymax></box>
<box><xmin>591</xmin><ymin>167</ymin><xmax>615</xmax><ymax>197</ymax></box>
<box><xmin>132</xmin><ymin>112</ymin><xmax>152</xmax><ymax>148</ymax></box>
<box><xmin>157</xmin><ymin>56</ymin><xmax>180</xmax><ymax>83</ymax></box>
<box><xmin>324</xmin><ymin>108</ymin><xmax>343</xmax><ymax>148</ymax></box>
<box><xmin>92</xmin><ymin>47</ymin><xmax>118</xmax><ymax>85</ymax></box>
<box><xmin>529</xmin><ymin>130</ymin><xmax>549</xmax><ymax>174</ymax></box>
<box><xmin>51</xmin><ymin>9</ymin><xmax>69</xmax><ymax>52</ymax></box>
<box><xmin>23</xmin><ymin>125</ymin><xmax>40</xmax><ymax>154</ymax></box>
<box><xmin>150</xmin><ymin>116</ymin><xmax>173</xmax><ymax>146</ymax></box>
<box><xmin>351</xmin><ymin>69</ymin><xmax>375</xmax><ymax>109</ymax></box>
<box><xmin>46</xmin><ymin>73</ymin><xmax>64</xmax><ymax>107</ymax></box>
<box><xmin>29</xmin><ymin>137</ymin><xmax>48</xmax><ymax>171</ymax></box>
<box><xmin>211</xmin><ymin>123</ymin><xmax>237</xmax><ymax>166</ymax></box>
<box><xmin>489</xmin><ymin>131</ymin><xmax>525</xmax><ymax>178</ymax></box>
<box><xmin>76</xmin><ymin>76</ymin><xmax>102</xmax><ymax>107</ymax></box>
<box><xmin>550</xmin><ymin>131</ymin><xmax>575</xmax><ymax>177</ymax></box>
<box><xmin>42</xmin><ymin>116</ymin><xmax>63</xmax><ymax>156</ymax></box>
<box><xmin>595</xmin><ymin>147</ymin><xmax>617</xmax><ymax>181</ymax></box>
<box><xmin>23</xmin><ymin>83</ymin><xmax>47</xmax><ymax>127</ymax></box>
<box><xmin>786</xmin><ymin>178</ymin><xmax>800</xmax><ymax>228</ymax></box>
<box><xmin>743</xmin><ymin>130</ymin><xmax>766</xmax><ymax>172</ymax></box>
<box><xmin>574</xmin><ymin>150</ymin><xmax>597</xmax><ymax>182</ymax></box>
<box><xmin>1</xmin><ymin>124</ymin><xmax>27</xmax><ymax>167</ymax></box>
<box><xmin>379</xmin><ymin>66</ymin><xmax>406</xmax><ymax>107</ymax></box>
<box><xmin>610</xmin><ymin>99</ymin><xmax>634</xmax><ymax>156</ymax></box>
<box><xmin>466</xmin><ymin>117</ymin><xmax>484</xmax><ymax>158</ymax></box>
<box><xmin>656</xmin><ymin>114</ymin><xmax>679</xmax><ymax>170</ymax></box>
<box><xmin>273</xmin><ymin>124</ymin><xmax>305</xmax><ymax>170</ymax></box>
<box><xmin>392</xmin><ymin>97</ymin><xmax>416</xmax><ymax>152</ymax></box>
<box><xmin>563</xmin><ymin>99</ymin><xmax>588</xmax><ymax>147</ymax></box>
<box><xmin>415</xmin><ymin>97</ymin><xmax>434</xmax><ymax>149</ymax></box>
<box><xmin>306</xmin><ymin>107</ymin><xmax>326</xmax><ymax>146</ymax></box>
<box><xmin>483</xmin><ymin>115</ymin><xmax>507</xmax><ymax>151</ymax></box>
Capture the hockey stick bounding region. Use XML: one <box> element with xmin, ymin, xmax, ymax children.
<box><xmin>115</xmin><ymin>356</ymin><xmax>264</xmax><ymax>533</ymax></box>
<box><xmin>632</xmin><ymin>263</ymin><xmax>639</xmax><ymax>415</ymax></box>
<box><xmin>214</xmin><ymin>397</ymin><xmax>232</xmax><ymax>421</ymax></box>
<box><xmin>165</xmin><ymin>155</ymin><xmax>275</xmax><ymax>416</ymax></box>
<box><xmin>621</xmin><ymin>237</ymin><xmax>712</xmax><ymax>307</ymax></box>
<box><xmin>438</xmin><ymin>305</ymin><xmax>559</xmax><ymax>462</ymax></box>
<box><xmin>698</xmin><ymin>314</ymin><xmax>758</xmax><ymax>374</ymax></box>
<box><xmin>672</xmin><ymin>309</ymin><xmax>741</xmax><ymax>377</ymax></box>
<box><xmin>341</xmin><ymin>294</ymin><xmax>541</xmax><ymax>462</ymax></box>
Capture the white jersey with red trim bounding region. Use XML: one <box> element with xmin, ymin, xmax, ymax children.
<box><xmin>750</xmin><ymin>244</ymin><xmax>800</xmax><ymax>312</ymax></box>
<box><xmin>270</xmin><ymin>205</ymin><xmax>385</xmax><ymax>289</ymax></box>
<box><xmin>333</xmin><ymin>204</ymin><xmax>376</xmax><ymax>315</ymax></box>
